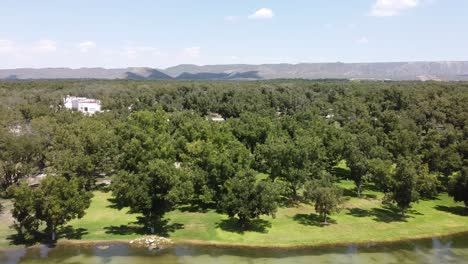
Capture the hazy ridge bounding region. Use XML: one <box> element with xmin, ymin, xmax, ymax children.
<box><xmin>1</xmin><ymin>61</ymin><xmax>468</xmax><ymax>81</ymax></box>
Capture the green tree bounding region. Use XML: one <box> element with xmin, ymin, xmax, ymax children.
<box><xmin>46</xmin><ymin>116</ymin><xmax>119</xmax><ymax>190</ymax></box>
<box><xmin>0</xmin><ymin>129</ymin><xmax>43</xmax><ymax>190</ymax></box>
<box><xmin>220</xmin><ymin>170</ymin><xmax>281</xmax><ymax>229</ymax></box>
<box><xmin>36</xmin><ymin>176</ymin><xmax>92</xmax><ymax>241</ymax></box>
<box><xmin>112</xmin><ymin>159</ymin><xmax>191</xmax><ymax>233</ymax></box>
<box><xmin>344</xmin><ymin>131</ymin><xmax>389</xmax><ymax>198</ymax></box>
<box><xmin>8</xmin><ymin>183</ymin><xmax>40</xmax><ymax>242</ymax></box>
<box><xmin>416</xmin><ymin>163</ymin><xmax>441</xmax><ymax>198</ymax></box>
<box><xmin>367</xmin><ymin>158</ymin><xmax>393</xmax><ymax>193</ymax></box>
<box><xmin>112</xmin><ymin>110</ymin><xmax>191</xmax><ymax>232</ymax></box>
<box><xmin>181</xmin><ymin>129</ymin><xmax>252</xmax><ymax>206</ymax></box>
<box><xmin>229</xmin><ymin>112</ymin><xmax>273</xmax><ymax>151</ymax></box>
<box><xmin>9</xmin><ymin>176</ymin><xmax>92</xmax><ymax>241</ymax></box>
<box><xmin>303</xmin><ymin>172</ymin><xmax>342</xmax><ymax>224</ymax></box>
<box><xmin>386</xmin><ymin>158</ymin><xmax>420</xmax><ymax>216</ymax></box>
<box><xmin>256</xmin><ymin>133</ymin><xmax>325</xmax><ymax>198</ymax></box>
<box><xmin>448</xmin><ymin>167</ymin><xmax>468</xmax><ymax>207</ymax></box>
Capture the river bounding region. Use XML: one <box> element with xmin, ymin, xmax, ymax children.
<box><xmin>1</xmin><ymin>234</ymin><xmax>468</xmax><ymax>263</ymax></box>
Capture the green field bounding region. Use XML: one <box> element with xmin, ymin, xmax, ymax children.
<box><xmin>1</xmin><ymin>179</ymin><xmax>467</xmax><ymax>248</ymax></box>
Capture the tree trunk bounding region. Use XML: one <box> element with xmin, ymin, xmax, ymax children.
<box><xmin>323</xmin><ymin>214</ymin><xmax>328</xmax><ymax>224</ymax></box>
<box><xmin>238</xmin><ymin>215</ymin><xmax>248</xmax><ymax>230</ymax></box>
<box><xmin>292</xmin><ymin>186</ymin><xmax>298</xmax><ymax>200</ymax></box>
<box><xmin>401</xmin><ymin>208</ymin><xmax>406</xmax><ymax>217</ymax></box>
<box><xmin>51</xmin><ymin>225</ymin><xmax>56</xmax><ymax>241</ymax></box>
<box><xmin>357</xmin><ymin>185</ymin><xmax>361</xmax><ymax>198</ymax></box>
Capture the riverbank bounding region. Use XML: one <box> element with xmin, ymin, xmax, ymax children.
<box><xmin>3</xmin><ymin>230</ymin><xmax>468</xmax><ymax>252</ymax></box>
<box><xmin>1</xmin><ymin>180</ymin><xmax>467</xmax><ymax>249</ymax></box>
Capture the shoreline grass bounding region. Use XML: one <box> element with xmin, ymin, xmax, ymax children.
<box><xmin>1</xmin><ymin>180</ymin><xmax>467</xmax><ymax>249</ymax></box>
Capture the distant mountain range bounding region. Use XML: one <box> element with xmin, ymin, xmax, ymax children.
<box><xmin>1</xmin><ymin>61</ymin><xmax>468</xmax><ymax>81</ymax></box>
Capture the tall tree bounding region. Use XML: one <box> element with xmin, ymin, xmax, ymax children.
<box><xmin>112</xmin><ymin>109</ymin><xmax>191</xmax><ymax>232</ymax></box>
<box><xmin>448</xmin><ymin>167</ymin><xmax>468</xmax><ymax>207</ymax></box>
<box><xmin>112</xmin><ymin>159</ymin><xmax>191</xmax><ymax>233</ymax></box>
<box><xmin>416</xmin><ymin>163</ymin><xmax>441</xmax><ymax>198</ymax></box>
<box><xmin>386</xmin><ymin>158</ymin><xmax>420</xmax><ymax>216</ymax></box>
<box><xmin>0</xmin><ymin>129</ymin><xmax>43</xmax><ymax>190</ymax></box>
<box><xmin>303</xmin><ymin>171</ymin><xmax>342</xmax><ymax>224</ymax></box>
<box><xmin>8</xmin><ymin>183</ymin><xmax>40</xmax><ymax>242</ymax></box>
<box><xmin>229</xmin><ymin>112</ymin><xmax>273</xmax><ymax>151</ymax></box>
<box><xmin>220</xmin><ymin>170</ymin><xmax>281</xmax><ymax>229</ymax></box>
<box><xmin>344</xmin><ymin>131</ymin><xmax>389</xmax><ymax>197</ymax></box>
<box><xmin>9</xmin><ymin>176</ymin><xmax>92</xmax><ymax>241</ymax></box>
<box><xmin>36</xmin><ymin>177</ymin><xmax>92</xmax><ymax>241</ymax></box>
<box><xmin>256</xmin><ymin>133</ymin><xmax>325</xmax><ymax>198</ymax></box>
<box><xmin>181</xmin><ymin>127</ymin><xmax>252</xmax><ymax>206</ymax></box>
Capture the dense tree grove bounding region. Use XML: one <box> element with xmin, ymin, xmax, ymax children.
<box><xmin>0</xmin><ymin>79</ymin><xmax>467</xmax><ymax>235</ymax></box>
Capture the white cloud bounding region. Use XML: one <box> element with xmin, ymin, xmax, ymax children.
<box><xmin>356</xmin><ymin>37</ymin><xmax>370</xmax><ymax>44</ymax></box>
<box><xmin>35</xmin><ymin>39</ymin><xmax>57</xmax><ymax>52</ymax></box>
<box><xmin>224</xmin><ymin>16</ymin><xmax>239</xmax><ymax>22</ymax></box>
<box><xmin>183</xmin><ymin>46</ymin><xmax>201</xmax><ymax>58</ymax></box>
<box><xmin>0</xmin><ymin>39</ymin><xmax>15</xmax><ymax>53</ymax></box>
<box><xmin>249</xmin><ymin>8</ymin><xmax>274</xmax><ymax>19</ymax></box>
<box><xmin>370</xmin><ymin>0</ymin><xmax>420</xmax><ymax>17</ymax></box>
<box><xmin>78</xmin><ymin>41</ymin><xmax>96</xmax><ymax>53</ymax></box>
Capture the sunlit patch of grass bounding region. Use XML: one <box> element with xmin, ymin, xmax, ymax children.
<box><xmin>1</xmin><ymin>182</ymin><xmax>468</xmax><ymax>248</ymax></box>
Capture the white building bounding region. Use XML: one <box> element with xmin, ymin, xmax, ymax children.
<box><xmin>207</xmin><ymin>112</ymin><xmax>225</xmax><ymax>122</ymax></box>
<box><xmin>64</xmin><ymin>95</ymin><xmax>102</xmax><ymax>115</ymax></box>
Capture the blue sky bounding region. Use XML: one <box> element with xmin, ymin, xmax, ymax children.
<box><xmin>0</xmin><ymin>0</ymin><xmax>467</xmax><ymax>68</ymax></box>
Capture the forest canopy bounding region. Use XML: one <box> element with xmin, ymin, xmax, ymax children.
<box><xmin>1</xmin><ymin>79</ymin><xmax>467</xmax><ymax>238</ymax></box>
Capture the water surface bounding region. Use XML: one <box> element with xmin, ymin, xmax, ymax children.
<box><xmin>1</xmin><ymin>234</ymin><xmax>468</xmax><ymax>263</ymax></box>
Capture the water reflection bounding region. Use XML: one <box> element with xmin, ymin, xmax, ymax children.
<box><xmin>1</xmin><ymin>234</ymin><xmax>468</xmax><ymax>264</ymax></box>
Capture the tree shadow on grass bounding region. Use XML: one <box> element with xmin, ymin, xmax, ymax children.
<box><xmin>58</xmin><ymin>225</ymin><xmax>89</xmax><ymax>240</ymax></box>
<box><xmin>7</xmin><ymin>226</ymin><xmax>89</xmax><ymax>246</ymax></box>
<box><xmin>216</xmin><ymin>218</ymin><xmax>272</xmax><ymax>234</ymax></box>
<box><xmin>341</xmin><ymin>188</ymin><xmax>377</xmax><ymax>199</ymax></box>
<box><xmin>7</xmin><ymin>233</ymin><xmax>39</xmax><ymax>247</ymax></box>
<box><xmin>104</xmin><ymin>224</ymin><xmax>146</xmax><ymax>236</ymax></box>
<box><xmin>347</xmin><ymin>205</ymin><xmax>422</xmax><ymax>223</ymax></box>
<box><xmin>435</xmin><ymin>205</ymin><xmax>468</xmax><ymax>216</ymax></box>
<box><xmin>177</xmin><ymin>204</ymin><xmax>209</xmax><ymax>213</ymax></box>
<box><xmin>104</xmin><ymin>218</ymin><xmax>184</xmax><ymax>237</ymax></box>
<box><xmin>292</xmin><ymin>213</ymin><xmax>337</xmax><ymax>227</ymax></box>
<box><xmin>347</xmin><ymin>208</ymin><xmax>373</xmax><ymax>217</ymax></box>
<box><xmin>332</xmin><ymin>167</ymin><xmax>350</xmax><ymax>179</ymax></box>
<box><xmin>106</xmin><ymin>198</ymin><xmax>123</xmax><ymax>210</ymax></box>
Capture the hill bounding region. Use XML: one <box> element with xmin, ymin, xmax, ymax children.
<box><xmin>1</xmin><ymin>61</ymin><xmax>468</xmax><ymax>81</ymax></box>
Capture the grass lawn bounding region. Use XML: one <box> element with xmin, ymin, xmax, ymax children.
<box><xmin>2</xmin><ymin>179</ymin><xmax>467</xmax><ymax>248</ymax></box>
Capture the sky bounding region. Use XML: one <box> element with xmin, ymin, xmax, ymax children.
<box><xmin>0</xmin><ymin>0</ymin><xmax>467</xmax><ymax>69</ymax></box>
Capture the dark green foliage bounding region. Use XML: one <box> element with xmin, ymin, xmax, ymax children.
<box><xmin>303</xmin><ymin>172</ymin><xmax>343</xmax><ymax>223</ymax></box>
<box><xmin>448</xmin><ymin>168</ymin><xmax>468</xmax><ymax>207</ymax></box>
<box><xmin>112</xmin><ymin>160</ymin><xmax>191</xmax><ymax>233</ymax></box>
<box><xmin>367</xmin><ymin>158</ymin><xmax>393</xmax><ymax>192</ymax></box>
<box><xmin>220</xmin><ymin>170</ymin><xmax>281</xmax><ymax>229</ymax></box>
<box><xmin>111</xmin><ymin>109</ymin><xmax>192</xmax><ymax>232</ymax></box>
<box><xmin>385</xmin><ymin>158</ymin><xmax>420</xmax><ymax>216</ymax></box>
<box><xmin>416</xmin><ymin>164</ymin><xmax>441</xmax><ymax>198</ymax></box>
<box><xmin>0</xmin><ymin>79</ymin><xmax>467</xmax><ymax>236</ymax></box>
<box><xmin>255</xmin><ymin>120</ymin><xmax>326</xmax><ymax>198</ymax></box>
<box><xmin>229</xmin><ymin>112</ymin><xmax>273</xmax><ymax>151</ymax></box>
<box><xmin>9</xmin><ymin>176</ymin><xmax>92</xmax><ymax>241</ymax></box>
<box><xmin>182</xmin><ymin>128</ymin><xmax>252</xmax><ymax>205</ymax></box>
<box><xmin>0</xmin><ymin>128</ymin><xmax>44</xmax><ymax>190</ymax></box>
<box><xmin>8</xmin><ymin>183</ymin><xmax>39</xmax><ymax>242</ymax></box>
